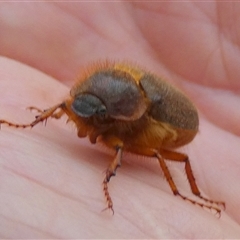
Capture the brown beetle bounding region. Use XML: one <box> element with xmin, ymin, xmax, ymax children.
<box><xmin>0</xmin><ymin>61</ymin><xmax>225</xmax><ymax>214</ymax></box>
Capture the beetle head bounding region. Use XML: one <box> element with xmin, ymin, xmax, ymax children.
<box><xmin>71</xmin><ymin>70</ymin><xmax>147</xmax><ymax>121</ymax></box>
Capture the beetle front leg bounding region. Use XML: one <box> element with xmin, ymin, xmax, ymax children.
<box><xmin>102</xmin><ymin>146</ymin><xmax>123</xmax><ymax>214</ymax></box>
<box><xmin>0</xmin><ymin>103</ymin><xmax>64</xmax><ymax>129</ymax></box>
<box><xmin>27</xmin><ymin>106</ymin><xmax>65</xmax><ymax>120</ymax></box>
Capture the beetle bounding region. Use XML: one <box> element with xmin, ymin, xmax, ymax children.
<box><xmin>0</xmin><ymin>61</ymin><xmax>225</xmax><ymax>214</ymax></box>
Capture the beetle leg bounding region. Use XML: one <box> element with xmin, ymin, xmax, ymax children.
<box><xmin>50</xmin><ymin>109</ymin><xmax>65</xmax><ymax>119</ymax></box>
<box><xmin>27</xmin><ymin>106</ymin><xmax>43</xmax><ymax>113</ymax></box>
<box><xmin>156</xmin><ymin>149</ymin><xmax>225</xmax><ymax>214</ymax></box>
<box><xmin>102</xmin><ymin>146</ymin><xmax>122</xmax><ymax>214</ymax></box>
<box><xmin>27</xmin><ymin>106</ymin><xmax>65</xmax><ymax>120</ymax></box>
<box><xmin>0</xmin><ymin>103</ymin><xmax>64</xmax><ymax>129</ymax></box>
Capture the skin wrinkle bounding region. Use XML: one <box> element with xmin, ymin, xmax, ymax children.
<box><xmin>215</xmin><ymin>3</ymin><xmax>240</xmax><ymax>88</ymax></box>
<box><xmin>2</xmin><ymin>165</ymin><xmax>89</xmax><ymax>209</ymax></box>
<box><xmin>119</xmin><ymin>211</ymin><xmax>151</xmax><ymax>239</ymax></box>
<box><xmin>127</xmin><ymin>8</ymin><xmax>170</xmax><ymax>77</ymax></box>
<box><xmin>0</xmin><ymin>214</ymin><xmax>58</xmax><ymax>238</ymax></box>
<box><xmin>215</xmin><ymin>3</ymin><xmax>230</xmax><ymax>87</ymax></box>
<box><xmin>133</xmin><ymin>2</ymin><xmax>211</xmax><ymax>24</ymax></box>
<box><xmin>133</xmin><ymin>2</ymin><xmax>240</xmax><ymax>90</ymax></box>
<box><xmin>193</xmin><ymin>2</ymin><xmax>218</xmax><ymax>24</ymax></box>
<box><xmin>217</xmin><ymin>2</ymin><xmax>239</xmax><ymax>45</ymax></box>
<box><xmin>55</xmin><ymin>3</ymin><xmax>133</xmax><ymax>46</ymax></box>
<box><xmin>133</xmin><ymin>5</ymin><xmax>213</xmax><ymax>85</ymax></box>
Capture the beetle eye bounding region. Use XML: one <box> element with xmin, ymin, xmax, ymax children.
<box><xmin>71</xmin><ymin>93</ymin><xmax>106</xmax><ymax>118</ymax></box>
<box><xmin>97</xmin><ymin>105</ymin><xmax>107</xmax><ymax>117</ymax></box>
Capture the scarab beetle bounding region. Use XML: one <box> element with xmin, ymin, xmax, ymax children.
<box><xmin>0</xmin><ymin>61</ymin><xmax>225</xmax><ymax>214</ymax></box>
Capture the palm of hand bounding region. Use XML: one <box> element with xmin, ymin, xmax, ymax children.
<box><xmin>0</xmin><ymin>3</ymin><xmax>240</xmax><ymax>238</ymax></box>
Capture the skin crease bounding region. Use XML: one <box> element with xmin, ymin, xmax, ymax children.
<box><xmin>0</xmin><ymin>2</ymin><xmax>240</xmax><ymax>238</ymax></box>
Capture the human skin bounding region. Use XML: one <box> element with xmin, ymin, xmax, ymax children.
<box><xmin>0</xmin><ymin>2</ymin><xmax>240</xmax><ymax>238</ymax></box>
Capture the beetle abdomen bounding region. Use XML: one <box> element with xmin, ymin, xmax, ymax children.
<box><xmin>140</xmin><ymin>74</ymin><xmax>199</xmax><ymax>131</ymax></box>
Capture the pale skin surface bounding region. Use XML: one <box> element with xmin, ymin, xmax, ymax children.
<box><xmin>0</xmin><ymin>2</ymin><xmax>240</xmax><ymax>238</ymax></box>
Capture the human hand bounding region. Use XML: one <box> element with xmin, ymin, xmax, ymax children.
<box><xmin>0</xmin><ymin>2</ymin><xmax>240</xmax><ymax>238</ymax></box>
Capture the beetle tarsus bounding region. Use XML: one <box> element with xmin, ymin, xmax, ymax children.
<box><xmin>196</xmin><ymin>195</ymin><xmax>226</xmax><ymax>210</ymax></box>
<box><xmin>27</xmin><ymin>106</ymin><xmax>43</xmax><ymax>113</ymax></box>
<box><xmin>176</xmin><ymin>192</ymin><xmax>221</xmax><ymax>215</ymax></box>
<box><xmin>102</xmin><ymin>147</ymin><xmax>122</xmax><ymax>214</ymax></box>
<box><xmin>102</xmin><ymin>178</ymin><xmax>114</xmax><ymax>215</ymax></box>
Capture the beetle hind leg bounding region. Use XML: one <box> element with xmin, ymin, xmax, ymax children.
<box><xmin>156</xmin><ymin>149</ymin><xmax>225</xmax><ymax>214</ymax></box>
